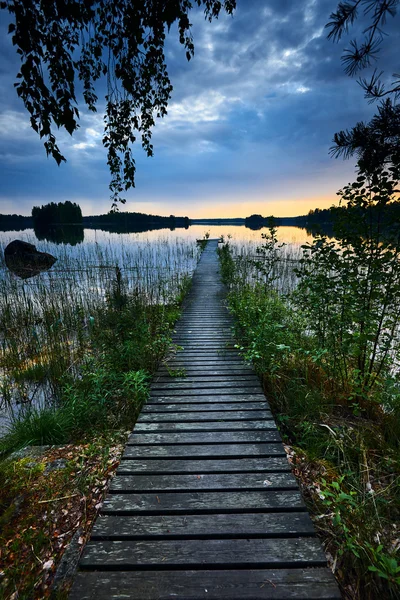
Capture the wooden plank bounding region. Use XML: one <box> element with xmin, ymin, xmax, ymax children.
<box><xmin>110</xmin><ymin>472</ymin><xmax>297</xmax><ymax>492</ymax></box>
<box><xmin>79</xmin><ymin>538</ymin><xmax>326</xmax><ymax>568</ymax></box>
<box><xmin>142</xmin><ymin>402</ymin><xmax>270</xmax><ymax>412</ymax></box>
<box><xmin>154</xmin><ymin>373</ymin><xmax>259</xmax><ymax>381</ymax></box>
<box><xmin>134</xmin><ymin>420</ymin><xmax>275</xmax><ymax>432</ymax></box>
<box><xmin>127</xmin><ymin>431</ymin><xmax>281</xmax><ymax>444</ymax></box>
<box><xmin>123</xmin><ymin>443</ymin><xmax>285</xmax><ymax>458</ymax></box>
<box><xmin>137</xmin><ymin>410</ymin><xmax>271</xmax><ymax>422</ymax></box>
<box><xmin>156</xmin><ymin>368</ymin><xmax>255</xmax><ymax>376</ymax></box>
<box><xmin>173</xmin><ymin>336</ymin><xmax>234</xmax><ymax>340</ymax></box>
<box><xmin>162</xmin><ymin>360</ymin><xmax>248</xmax><ymax>367</ymax></box>
<box><xmin>171</xmin><ymin>347</ymin><xmax>237</xmax><ymax>352</ymax></box>
<box><xmin>117</xmin><ymin>457</ymin><xmax>291</xmax><ymax>474</ymax></box>
<box><xmin>101</xmin><ymin>490</ymin><xmax>306</xmax><ymax>515</ymax></box>
<box><xmin>151</xmin><ymin>378</ymin><xmax>260</xmax><ymax>389</ymax></box>
<box><xmin>173</xmin><ymin>329</ymin><xmax>233</xmax><ymax>333</ymax></box>
<box><xmin>145</xmin><ymin>394</ymin><xmax>268</xmax><ymax>403</ymax></box>
<box><xmin>149</xmin><ymin>388</ymin><xmax>263</xmax><ymax>397</ymax></box>
<box><xmin>172</xmin><ymin>344</ymin><xmax>236</xmax><ymax>349</ymax></box>
<box><xmin>89</xmin><ymin>512</ymin><xmax>315</xmax><ymax>539</ymax></box>
<box><xmin>70</xmin><ymin>568</ymin><xmax>341</xmax><ymax>600</ymax></box>
<box><xmin>176</xmin><ymin>324</ymin><xmax>234</xmax><ymax>328</ymax></box>
<box><xmin>171</xmin><ymin>343</ymin><xmax>237</xmax><ymax>348</ymax></box>
<box><xmin>172</xmin><ymin>338</ymin><xmax>234</xmax><ymax>343</ymax></box>
<box><xmin>164</xmin><ymin>355</ymin><xmax>244</xmax><ymax>360</ymax></box>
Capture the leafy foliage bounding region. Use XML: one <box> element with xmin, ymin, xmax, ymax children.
<box><xmin>219</xmin><ymin>238</ymin><xmax>400</xmax><ymax>598</ymax></box>
<box><xmin>0</xmin><ymin>0</ymin><xmax>236</xmax><ymax>205</ymax></box>
<box><xmin>252</xmin><ymin>218</ymin><xmax>286</xmax><ymax>289</ymax></box>
<box><xmin>295</xmin><ymin>165</ymin><xmax>400</xmax><ymax>405</ymax></box>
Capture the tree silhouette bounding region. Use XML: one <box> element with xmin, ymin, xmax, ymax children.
<box><xmin>331</xmin><ymin>99</ymin><xmax>400</xmax><ymax>173</ymax></box>
<box><xmin>0</xmin><ymin>0</ymin><xmax>236</xmax><ymax>205</ymax></box>
<box><xmin>326</xmin><ymin>1</ymin><xmax>400</xmax><ymax>172</ymax></box>
<box><xmin>326</xmin><ymin>0</ymin><xmax>399</xmax><ymax>101</ymax></box>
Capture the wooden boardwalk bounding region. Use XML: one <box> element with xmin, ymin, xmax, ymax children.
<box><xmin>70</xmin><ymin>240</ymin><xmax>340</xmax><ymax>599</ymax></box>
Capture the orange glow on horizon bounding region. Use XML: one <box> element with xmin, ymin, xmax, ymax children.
<box><xmin>124</xmin><ymin>194</ymin><xmax>339</xmax><ymax>219</ymax></box>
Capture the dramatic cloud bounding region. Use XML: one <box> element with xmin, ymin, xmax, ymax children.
<box><xmin>0</xmin><ymin>1</ymin><xmax>398</xmax><ymax>217</ymax></box>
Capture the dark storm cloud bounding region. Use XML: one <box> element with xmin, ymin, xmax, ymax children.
<box><xmin>0</xmin><ymin>1</ymin><xmax>398</xmax><ymax>215</ymax></box>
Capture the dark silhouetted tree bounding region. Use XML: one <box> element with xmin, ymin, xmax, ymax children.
<box><xmin>32</xmin><ymin>201</ymin><xmax>83</xmax><ymax>226</ymax></box>
<box><xmin>326</xmin><ymin>1</ymin><xmax>400</xmax><ymax>173</ymax></box>
<box><xmin>0</xmin><ymin>0</ymin><xmax>236</xmax><ymax>206</ymax></box>
<box><xmin>331</xmin><ymin>99</ymin><xmax>400</xmax><ymax>174</ymax></box>
<box><xmin>326</xmin><ymin>0</ymin><xmax>399</xmax><ymax>100</ymax></box>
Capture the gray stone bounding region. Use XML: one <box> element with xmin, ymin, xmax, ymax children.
<box><xmin>4</xmin><ymin>239</ymin><xmax>57</xmax><ymax>279</ymax></box>
<box><xmin>44</xmin><ymin>458</ymin><xmax>67</xmax><ymax>474</ymax></box>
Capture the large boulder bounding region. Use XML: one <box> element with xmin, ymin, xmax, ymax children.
<box><xmin>4</xmin><ymin>240</ymin><xmax>57</xmax><ymax>279</ymax></box>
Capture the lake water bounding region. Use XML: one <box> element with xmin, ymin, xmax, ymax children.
<box><xmin>0</xmin><ymin>224</ymin><xmax>315</xmax><ymax>436</ymax></box>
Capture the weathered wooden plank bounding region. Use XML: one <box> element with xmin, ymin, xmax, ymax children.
<box><xmin>134</xmin><ymin>420</ymin><xmax>275</xmax><ymax>432</ymax></box>
<box><xmin>172</xmin><ymin>337</ymin><xmax>234</xmax><ymax>341</ymax></box>
<box><xmin>173</xmin><ymin>329</ymin><xmax>233</xmax><ymax>334</ymax></box>
<box><xmin>138</xmin><ymin>410</ymin><xmax>271</xmax><ymax>422</ymax></box>
<box><xmin>117</xmin><ymin>457</ymin><xmax>291</xmax><ymax>474</ymax></box>
<box><xmin>151</xmin><ymin>378</ymin><xmax>260</xmax><ymax>389</ymax></box>
<box><xmin>172</xmin><ymin>339</ymin><xmax>234</xmax><ymax>345</ymax></box>
<box><xmin>142</xmin><ymin>402</ymin><xmax>270</xmax><ymax>412</ymax></box>
<box><xmin>146</xmin><ymin>393</ymin><xmax>268</xmax><ymax>404</ymax></box>
<box><xmin>70</xmin><ymin>568</ymin><xmax>341</xmax><ymax>600</ymax></box>
<box><xmin>166</xmin><ymin>355</ymin><xmax>244</xmax><ymax>361</ymax></box>
<box><xmin>110</xmin><ymin>472</ymin><xmax>297</xmax><ymax>493</ymax></box>
<box><xmin>90</xmin><ymin>512</ymin><xmax>315</xmax><ymax>539</ymax></box>
<box><xmin>149</xmin><ymin>387</ymin><xmax>263</xmax><ymax>397</ymax></box>
<box><xmin>177</xmin><ymin>322</ymin><xmax>234</xmax><ymax>327</ymax></box>
<box><xmin>170</xmin><ymin>344</ymin><xmax>239</xmax><ymax>357</ymax></box>
<box><xmin>162</xmin><ymin>360</ymin><xmax>248</xmax><ymax>367</ymax></box>
<box><xmin>154</xmin><ymin>373</ymin><xmax>257</xmax><ymax>381</ymax></box>
<box><xmin>156</xmin><ymin>368</ymin><xmax>255</xmax><ymax>376</ymax></box>
<box><xmin>79</xmin><ymin>537</ymin><xmax>326</xmax><ymax>568</ymax></box>
<box><xmin>173</xmin><ymin>348</ymin><xmax>238</xmax><ymax>352</ymax></box>
<box><xmin>102</xmin><ymin>490</ymin><xmax>305</xmax><ymax>514</ymax></box>
<box><xmin>127</xmin><ymin>431</ymin><xmax>281</xmax><ymax>444</ymax></box>
<box><xmin>123</xmin><ymin>443</ymin><xmax>285</xmax><ymax>459</ymax></box>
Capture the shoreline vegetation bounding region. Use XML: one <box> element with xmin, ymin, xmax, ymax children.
<box><xmin>218</xmin><ymin>187</ymin><xmax>400</xmax><ymax>597</ymax></box>
<box><xmin>0</xmin><ymin>234</ymin><xmax>201</xmax><ymax>599</ymax></box>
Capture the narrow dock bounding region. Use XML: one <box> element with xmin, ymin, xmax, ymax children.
<box><xmin>70</xmin><ymin>240</ymin><xmax>340</xmax><ymax>599</ymax></box>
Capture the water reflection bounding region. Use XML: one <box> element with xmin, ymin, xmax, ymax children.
<box><xmin>34</xmin><ymin>224</ymin><xmax>85</xmax><ymax>246</ymax></box>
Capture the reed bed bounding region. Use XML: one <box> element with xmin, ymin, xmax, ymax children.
<box><xmin>0</xmin><ymin>232</ymin><xmax>200</xmax><ymax>438</ymax></box>
<box><xmin>226</xmin><ymin>239</ymin><xmax>304</xmax><ymax>295</ymax></box>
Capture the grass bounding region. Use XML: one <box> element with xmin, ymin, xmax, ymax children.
<box><xmin>219</xmin><ymin>239</ymin><xmax>400</xmax><ymax>600</ymax></box>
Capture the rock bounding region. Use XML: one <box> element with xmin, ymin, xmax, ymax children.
<box><xmin>4</xmin><ymin>239</ymin><xmax>57</xmax><ymax>279</ymax></box>
<box><xmin>44</xmin><ymin>458</ymin><xmax>67</xmax><ymax>474</ymax></box>
<box><xmin>9</xmin><ymin>445</ymin><xmax>51</xmax><ymax>461</ymax></box>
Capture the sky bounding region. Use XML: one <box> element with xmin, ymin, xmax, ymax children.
<box><xmin>0</xmin><ymin>0</ymin><xmax>398</xmax><ymax>218</ymax></box>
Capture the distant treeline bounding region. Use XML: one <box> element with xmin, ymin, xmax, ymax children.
<box><xmin>245</xmin><ymin>201</ymin><xmax>400</xmax><ymax>235</ymax></box>
<box><xmin>0</xmin><ymin>203</ymin><xmax>190</xmax><ymax>243</ymax></box>
<box><xmin>0</xmin><ymin>214</ymin><xmax>33</xmax><ymax>231</ymax></box>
